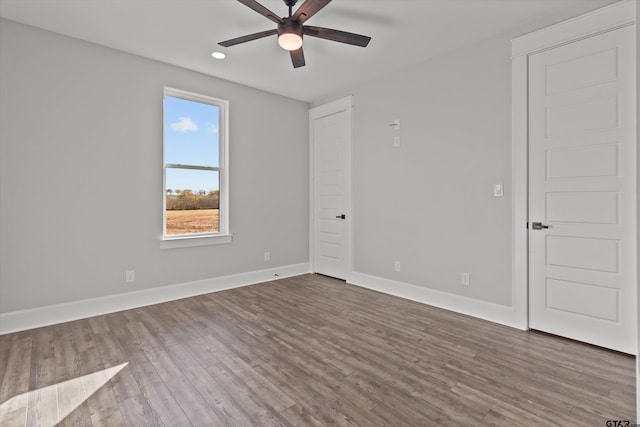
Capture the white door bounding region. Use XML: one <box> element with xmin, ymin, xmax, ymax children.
<box><xmin>528</xmin><ymin>26</ymin><xmax>636</xmax><ymax>354</ymax></box>
<box><xmin>310</xmin><ymin>97</ymin><xmax>352</xmax><ymax>280</ymax></box>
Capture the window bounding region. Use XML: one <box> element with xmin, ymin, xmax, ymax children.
<box><xmin>162</xmin><ymin>88</ymin><xmax>230</xmax><ymax>247</ymax></box>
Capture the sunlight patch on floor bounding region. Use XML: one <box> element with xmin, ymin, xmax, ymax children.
<box><xmin>0</xmin><ymin>362</ymin><xmax>128</xmax><ymax>427</ymax></box>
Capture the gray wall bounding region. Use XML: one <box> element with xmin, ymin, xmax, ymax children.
<box><xmin>340</xmin><ymin>1</ymin><xmax>628</xmax><ymax>311</ymax></box>
<box><xmin>350</xmin><ymin>36</ymin><xmax>513</xmax><ymax>306</ymax></box>
<box><xmin>0</xmin><ymin>19</ymin><xmax>309</xmax><ymax>313</ymax></box>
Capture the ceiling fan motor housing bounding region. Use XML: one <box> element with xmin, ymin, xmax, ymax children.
<box><xmin>278</xmin><ymin>18</ymin><xmax>303</xmax><ymax>39</ymax></box>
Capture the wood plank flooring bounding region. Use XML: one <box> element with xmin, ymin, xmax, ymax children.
<box><xmin>0</xmin><ymin>273</ymin><xmax>635</xmax><ymax>426</ymax></box>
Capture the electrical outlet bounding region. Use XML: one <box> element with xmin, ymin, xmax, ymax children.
<box><xmin>394</xmin><ymin>261</ymin><xmax>401</xmax><ymax>272</ymax></box>
<box><xmin>461</xmin><ymin>272</ymin><xmax>470</xmax><ymax>286</ymax></box>
<box><xmin>125</xmin><ymin>270</ymin><xmax>135</xmax><ymax>283</ymax></box>
<box><xmin>393</xmin><ymin>136</ymin><xmax>401</xmax><ymax>148</ymax></box>
<box><xmin>264</xmin><ymin>251</ymin><xmax>270</xmax><ymax>262</ymax></box>
<box><xmin>494</xmin><ymin>183</ymin><xmax>504</xmax><ymax>197</ymax></box>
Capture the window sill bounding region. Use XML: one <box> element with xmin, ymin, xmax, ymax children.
<box><xmin>160</xmin><ymin>233</ymin><xmax>233</xmax><ymax>249</ymax></box>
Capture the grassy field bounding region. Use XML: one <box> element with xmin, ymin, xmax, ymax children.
<box><xmin>166</xmin><ymin>209</ymin><xmax>219</xmax><ymax>235</ymax></box>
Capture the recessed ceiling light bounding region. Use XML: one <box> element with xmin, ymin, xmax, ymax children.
<box><xmin>211</xmin><ymin>51</ymin><xmax>226</xmax><ymax>60</ymax></box>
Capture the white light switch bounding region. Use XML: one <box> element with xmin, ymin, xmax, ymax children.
<box><xmin>493</xmin><ymin>183</ymin><xmax>503</xmax><ymax>197</ymax></box>
<box><xmin>461</xmin><ymin>272</ymin><xmax>470</xmax><ymax>286</ymax></box>
<box><xmin>125</xmin><ymin>270</ymin><xmax>135</xmax><ymax>283</ymax></box>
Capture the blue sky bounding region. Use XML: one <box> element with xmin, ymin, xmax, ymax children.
<box><xmin>164</xmin><ymin>95</ymin><xmax>220</xmax><ymax>193</ymax></box>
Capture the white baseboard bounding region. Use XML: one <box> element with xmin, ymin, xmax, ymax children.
<box><xmin>0</xmin><ymin>263</ymin><xmax>310</xmax><ymax>335</ymax></box>
<box><xmin>347</xmin><ymin>271</ymin><xmax>526</xmax><ymax>330</ymax></box>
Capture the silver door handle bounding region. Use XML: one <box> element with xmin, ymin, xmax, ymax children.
<box><xmin>531</xmin><ymin>222</ymin><xmax>550</xmax><ymax>230</ymax></box>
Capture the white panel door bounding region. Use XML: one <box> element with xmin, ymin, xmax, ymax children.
<box><xmin>310</xmin><ymin>97</ymin><xmax>351</xmax><ymax>279</ymax></box>
<box><xmin>529</xmin><ymin>25</ymin><xmax>636</xmax><ymax>354</ymax></box>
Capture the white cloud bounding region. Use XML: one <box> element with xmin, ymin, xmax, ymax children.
<box><xmin>170</xmin><ymin>117</ymin><xmax>198</xmax><ymax>132</ymax></box>
<box><xmin>207</xmin><ymin>124</ymin><xmax>219</xmax><ymax>134</ymax></box>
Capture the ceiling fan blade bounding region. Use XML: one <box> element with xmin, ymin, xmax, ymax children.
<box><xmin>236</xmin><ymin>0</ymin><xmax>283</xmax><ymax>24</ymax></box>
<box><xmin>292</xmin><ymin>0</ymin><xmax>332</xmax><ymax>24</ymax></box>
<box><xmin>219</xmin><ymin>28</ymin><xmax>278</xmax><ymax>47</ymax></box>
<box><xmin>290</xmin><ymin>47</ymin><xmax>306</xmax><ymax>68</ymax></box>
<box><xmin>303</xmin><ymin>26</ymin><xmax>371</xmax><ymax>47</ymax></box>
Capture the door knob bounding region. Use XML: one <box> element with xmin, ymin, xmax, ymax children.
<box><xmin>531</xmin><ymin>222</ymin><xmax>550</xmax><ymax>230</ymax></box>
<box><xmin>336</xmin><ymin>214</ymin><xmax>346</xmax><ymax>219</ymax></box>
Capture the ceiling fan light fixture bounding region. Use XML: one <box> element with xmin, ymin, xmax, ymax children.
<box><xmin>277</xmin><ymin>19</ymin><xmax>303</xmax><ymax>51</ymax></box>
<box><xmin>278</xmin><ymin>32</ymin><xmax>303</xmax><ymax>51</ymax></box>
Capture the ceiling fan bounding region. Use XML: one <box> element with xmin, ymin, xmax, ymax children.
<box><xmin>219</xmin><ymin>0</ymin><xmax>372</xmax><ymax>68</ymax></box>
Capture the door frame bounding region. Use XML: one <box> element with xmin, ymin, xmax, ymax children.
<box><xmin>510</xmin><ymin>0</ymin><xmax>636</xmax><ymax>330</ymax></box>
<box><xmin>309</xmin><ymin>95</ymin><xmax>353</xmax><ymax>279</ymax></box>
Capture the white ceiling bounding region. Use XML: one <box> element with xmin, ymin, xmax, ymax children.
<box><xmin>0</xmin><ymin>0</ymin><xmax>618</xmax><ymax>103</ymax></box>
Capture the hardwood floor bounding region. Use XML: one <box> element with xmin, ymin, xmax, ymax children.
<box><xmin>0</xmin><ymin>273</ymin><xmax>635</xmax><ymax>426</ymax></box>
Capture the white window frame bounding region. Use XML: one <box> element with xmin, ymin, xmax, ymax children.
<box><xmin>161</xmin><ymin>87</ymin><xmax>231</xmax><ymax>249</ymax></box>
